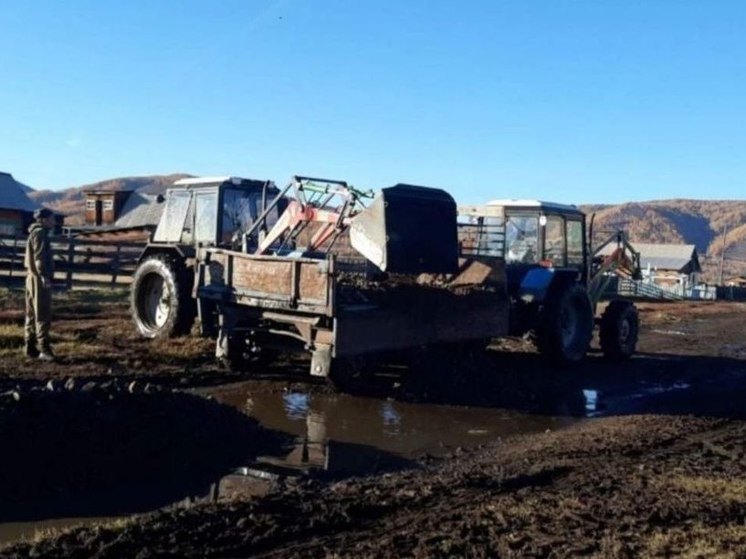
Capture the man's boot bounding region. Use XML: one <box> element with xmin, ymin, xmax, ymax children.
<box><xmin>38</xmin><ymin>345</ymin><xmax>55</xmax><ymax>362</ymax></box>
<box><xmin>24</xmin><ymin>339</ymin><xmax>39</xmax><ymax>359</ymax></box>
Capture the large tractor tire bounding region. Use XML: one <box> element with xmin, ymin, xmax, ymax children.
<box><xmin>536</xmin><ymin>284</ymin><xmax>594</xmax><ymax>365</ymax></box>
<box><xmin>130</xmin><ymin>255</ymin><xmax>195</xmax><ymax>339</ymax></box>
<box><xmin>599</xmin><ymin>300</ymin><xmax>639</xmax><ymax>361</ymax></box>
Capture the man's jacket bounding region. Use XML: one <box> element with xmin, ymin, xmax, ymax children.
<box><xmin>24</xmin><ymin>223</ymin><xmax>54</xmax><ymax>278</ymax></box>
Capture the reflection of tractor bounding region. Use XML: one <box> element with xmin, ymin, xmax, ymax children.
<box><xmin>458</xmin><ymin>200</ymin><xmax>640</xmax><ymax>363</ymax></box>
<box><xmin>130</xmin><ymin>175</ymin><xmax>509</xmax><ymax>383</ymax></box>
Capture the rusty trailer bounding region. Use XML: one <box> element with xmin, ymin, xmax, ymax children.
<box><xmin>197</xmin><ymin>248</ymin><xmax>509</xmax><ymax>378</ymax></box>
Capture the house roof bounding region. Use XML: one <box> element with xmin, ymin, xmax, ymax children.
<box><xmin>598</xmin><ymin>242</ymin><xmax>700</xmax><ymax>273</ymax></box>
<box><xmin>114</xmin><ymin>192</ymin><xmax>165</xmax><ymax>229</ymax></box>
<box><xmin>0</xmin><ymin>172</ymin><xmax>40</xmax><ymax>212</ymax></box>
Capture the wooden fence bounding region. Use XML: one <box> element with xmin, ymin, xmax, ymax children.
<box><xmin>717</xmin><ymin>285</ymin><xmax>746</xmax><ymax>301</ymax></box>
<box><xmin>0</xmin><ymin>233</ymin><xmax>146</xmax><ymax>288</ymax></box>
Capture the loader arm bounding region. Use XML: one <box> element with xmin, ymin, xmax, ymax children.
<box><xmin>588</xmin><ymin>231</ymin><xmax>641</xmax><ymax>306</ymax></box>
<box><xmin>249</xmin><ymin>176</ymin><xmax>460</xmax><ymax>274</ymax></box>
<box><xmin>255</xmin><ymin>200</ymin><xmax>352</xmax><ymax>255</ymax></box>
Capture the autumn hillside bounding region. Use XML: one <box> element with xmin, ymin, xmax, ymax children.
<box><xmin>28</xmin><ymin>174</ymin><xmax>192</xmax><ymax>225</ymax></box>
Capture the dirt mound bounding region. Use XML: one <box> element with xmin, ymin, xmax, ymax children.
<box><xmin>0</xmin><ymin>382</ymin><xmax>263</xmax><ymax>522</ymax></box>
<box><xmin>5</xmin><ymin>415</ymin><xmax>746</xmax><ymax>558</ymax></box>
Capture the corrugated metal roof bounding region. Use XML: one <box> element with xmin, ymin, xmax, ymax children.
<box><xmin>114</xmin><ymin>192</ymin><xmax>165</xmax><ymax>229</ymax></box>
<box><xmin>0</xmin><ymin>172</ymin><xmax>40</xmax><ymax>212</ymax></box>
<box><xmin>598</xmin><ymin>242</ymin><xmax>699</xmax><ymax>272</ymax></box>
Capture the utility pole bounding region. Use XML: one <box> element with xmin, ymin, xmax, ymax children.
<box><xmin>718</xmin><ymin>225</ymin><xmax>729</xmax><ymax>285</ymax></box>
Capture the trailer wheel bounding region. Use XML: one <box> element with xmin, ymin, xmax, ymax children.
<box><xmin>599</xmin><ymin>300</ymin><xmax>639</xmax><ymax>361</ymax></box>
<box><xmin>219</xmin><ymin>333</ymin><xmax>276</xmax><ymax>373</ymax></box>
<box><xmin>131</xmin><ymin>255</ymin><xmax>194</xmax><ymax>339</ymax></box>
<box><xmin>536</xmin><ymin>284</ymin><xmax>594</xmax><ymax>365</ymax></box>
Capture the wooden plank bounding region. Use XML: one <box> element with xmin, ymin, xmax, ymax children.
<box><xmin>65</xmin><ymin>235</ymin><xmax>75</xmax><ymax>290</ymax></box>
<box><xmin>9</xmin><ymin>236</ymin><xmax>18</xmax><ymax>278</ymax></box>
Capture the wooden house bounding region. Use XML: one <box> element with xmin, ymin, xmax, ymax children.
<box><xmin>0</xmin><ymin>172</ymin><xmax>42</xmax><ymax>235</ymax></box>
<box><xmin>84</xmin><ymin>190</ymin><xmax>133</xmax><ymax>226</ymax></box>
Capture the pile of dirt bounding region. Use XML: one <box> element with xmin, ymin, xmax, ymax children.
<box><xmin>0</xmin><ymin>382</ymin><xmax>264</xmax><ymax>522</ymax></box>
<box><xmin>4</xmin><ymin>415</ymin><xmax>746</xmax><ymax>557</ymax></box>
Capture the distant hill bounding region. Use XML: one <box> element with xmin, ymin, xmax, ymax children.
<box><xmin>581</xmin><ymin>199</ymin><xmax>746</xmax><ymax>282</ymax></box>
<box><xmin>28</xmin><ymin>174</ymin><xmax>192</xmax><ymax>225</ymax></box>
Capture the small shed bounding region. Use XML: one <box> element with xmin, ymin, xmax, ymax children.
<box><xmin>0</xmin><ymin>172</ymin><xmax>41</xmax><ymax>235</ymax></box>
<box><xmin>84</xmin><ymin>190</ymin><xmax>133</xmax><ymax>226</ymax></box>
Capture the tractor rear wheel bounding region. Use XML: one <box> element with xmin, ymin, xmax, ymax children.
<box><xmin>599</xmin><ymin>300</ymin><xmax>639</xmax><ymax>360</ymax></box>
<box><xmin>131</xmin><ymin>255</ymin><xmax>195</xmax><ymax>338</ymax></box>
<box><xmin>536</xmin><ymin>284</ymin><xmax>594</xmax><ymax>365</ymax></box>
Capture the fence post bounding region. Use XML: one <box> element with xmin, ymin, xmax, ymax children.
<box><xmin>66</xmin><ymin>233</ymin><xmax>75</xmax><ymax>290</ymax></box>
<box><xmin>9</xmin><ymin>235</ymin><xmax>18</xmax><ymax>278</ymax></box>
<box><xmin>111</xmin><ymin>244</ymin><xmax>122</xmax><ymax>286</ymax></box>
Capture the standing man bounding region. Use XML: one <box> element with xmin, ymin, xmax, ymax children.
<box><xmin>24</xmin><ymin>208</ymin><xmax>55</xmax><ymax>361</ymax></box>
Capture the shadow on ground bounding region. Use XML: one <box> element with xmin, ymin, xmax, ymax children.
<box><xmin>0</xmin><ymin>388</ymin><xmax>266</xmax><ymax>523</ymax></box>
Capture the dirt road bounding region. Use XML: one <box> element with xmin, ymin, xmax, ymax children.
<box><xmin>1</xmin><ymin>290</ymin><xmax>746</xmax><ymax>557</ymax></box>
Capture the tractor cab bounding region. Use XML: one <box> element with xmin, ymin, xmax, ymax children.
<box><xmin>152</xmin><ymin>176</ymin><xmax>285</xmax><ymax>251</ymax></box>
<box><xmin>458</xmin><ymin>200</ymin><xmax>587</xmax><ymax>296</ymax></box>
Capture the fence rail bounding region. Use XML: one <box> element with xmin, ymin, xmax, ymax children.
<box><xmin>0</xmin><ymin>234</ymin><xmax>146</xmax><ymax>288</ymax></box>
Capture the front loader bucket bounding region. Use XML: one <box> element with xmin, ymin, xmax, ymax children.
<box><xmin>349</xmin><ymin>184</ymin><xmax>459</xmax><ymax>274</ymax></box>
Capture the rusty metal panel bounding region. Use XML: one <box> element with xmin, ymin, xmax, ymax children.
<box><xmin>334</xmin><ymin>289</ymin><xmax>509</xmax><ymax>356</ymax></box>
<box><xmin>232</xmin><ymin>257</ymin><xmax>293</xmax><ymax>296</ymax></box>
<box><xmin>298</xmin><ymin>261</ymin><xmax>330</xmax><ymax>302</ymax></box>
<box><xmin>199</xmin><ymin>249</ymin><xmax>333</xmax><ymax>315</ymax></box>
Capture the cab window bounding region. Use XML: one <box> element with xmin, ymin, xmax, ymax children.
<box><xmin>543</xmin><ymin>215</ymin><xmax>565</xmax><ymax>266</ymax></box>
<box><xmin>194</xmin><ymin>192</ymin><xmax>218</xmax><ymax>244</ymax></box>
<box><xmin>566</xmin><ymin>220</ymin><xmax>584</xmax><ymax>265</ymax></box>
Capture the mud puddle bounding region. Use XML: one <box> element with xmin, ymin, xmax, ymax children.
<box><xmin>3</xmin><ymin>369</ymin><xmax>715</xmax><ymax>547</ymax></box>
<box><xmin>210</xmin><ymin>383</ymin><xmax>579</xmax><ymax>463</ymax></box>
<box><xmin>581</xmin><ymin>382</ymin><xmax>691</xmax><ymax>417</ymax></box>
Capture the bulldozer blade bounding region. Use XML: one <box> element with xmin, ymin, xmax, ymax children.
<box><xmin>349</xmin><ymin>184</ymin><xmax>459</xmax><ymax>274</ymax></box>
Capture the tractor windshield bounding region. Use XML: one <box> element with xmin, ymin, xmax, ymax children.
<box><xmin>221</xmin><ymin>188</ymin><xmax>262</xmax><ymax>246</ymax></box>
<box><xmin>505</xmin><ymin>215</ymin><xmax>539</xmax><ymax>264</ymax></box>
<box><xmin>221</xmin><ymin>187</ymin><xmax>284</xmax><ymax>249</ymax></box>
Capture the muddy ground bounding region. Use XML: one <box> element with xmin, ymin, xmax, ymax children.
<box><xmin>1</xmin><ymin>288</ymin><xmax>746</xmax><ymax>557</ymax></box>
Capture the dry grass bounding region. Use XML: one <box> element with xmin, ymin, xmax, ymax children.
<box><xmin>642</xmin><ymin>524</ymin><xmax>746</xmax><ymax>559</ymax></box>
<box><xmin>4</xmin><ymin>514</ymin><xmax>138</xmax><ymax>549</ymax></box>
<box><xmin>662</xmin><ymin>475</ymin><xmax>746</xmax><ymax>505</ymax></box>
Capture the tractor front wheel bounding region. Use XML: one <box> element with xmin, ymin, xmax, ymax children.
<box><xmin>599</xmin><ymin>300</ymin><xmax>639</xmax><ymax>361</ymax></box>
<box><xmin>130</xmin><ymin>255</ymin><xmax>195</xmax><ymax>338</ymax></box>
<box><xmin>535</xmin><ymin>285</ymin><xmax>594</xmax><ymax>365</ymax></box>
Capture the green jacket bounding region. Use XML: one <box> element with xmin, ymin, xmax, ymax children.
<box><xmin>24</xmin><ymin>223</ymin><xmax>54</xmax><ymax>278</ymax></box>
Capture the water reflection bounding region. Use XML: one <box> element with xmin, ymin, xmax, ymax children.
<box><xmin>380</xmin><ymin>400</ymin><xmax>401</xmax><ymax>430</ymax></box>
<box><xmin>281</xmin><ymin>392</ymin><xmax>309</xmax><ymax>420</ymax></box>
<box><xmin>582</xmin><ymin>389</ymin><xmax>600</xmax><ymax>416</ymax></box>
<box><xmin>214</xmin><ymin>386</ymin><xmax>575</xmax><ymax>462</ymax></box>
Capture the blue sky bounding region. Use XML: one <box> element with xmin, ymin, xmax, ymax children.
<box><xmin>2</xmin><ymin>0</ymin><xmax>746</xmax><ymax>204</ymax></box>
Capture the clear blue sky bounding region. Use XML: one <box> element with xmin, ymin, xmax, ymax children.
<box><xmin>2</xmin><ymin>0</ymin><xmax>746</xmax><ymax>204</ymax></box>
